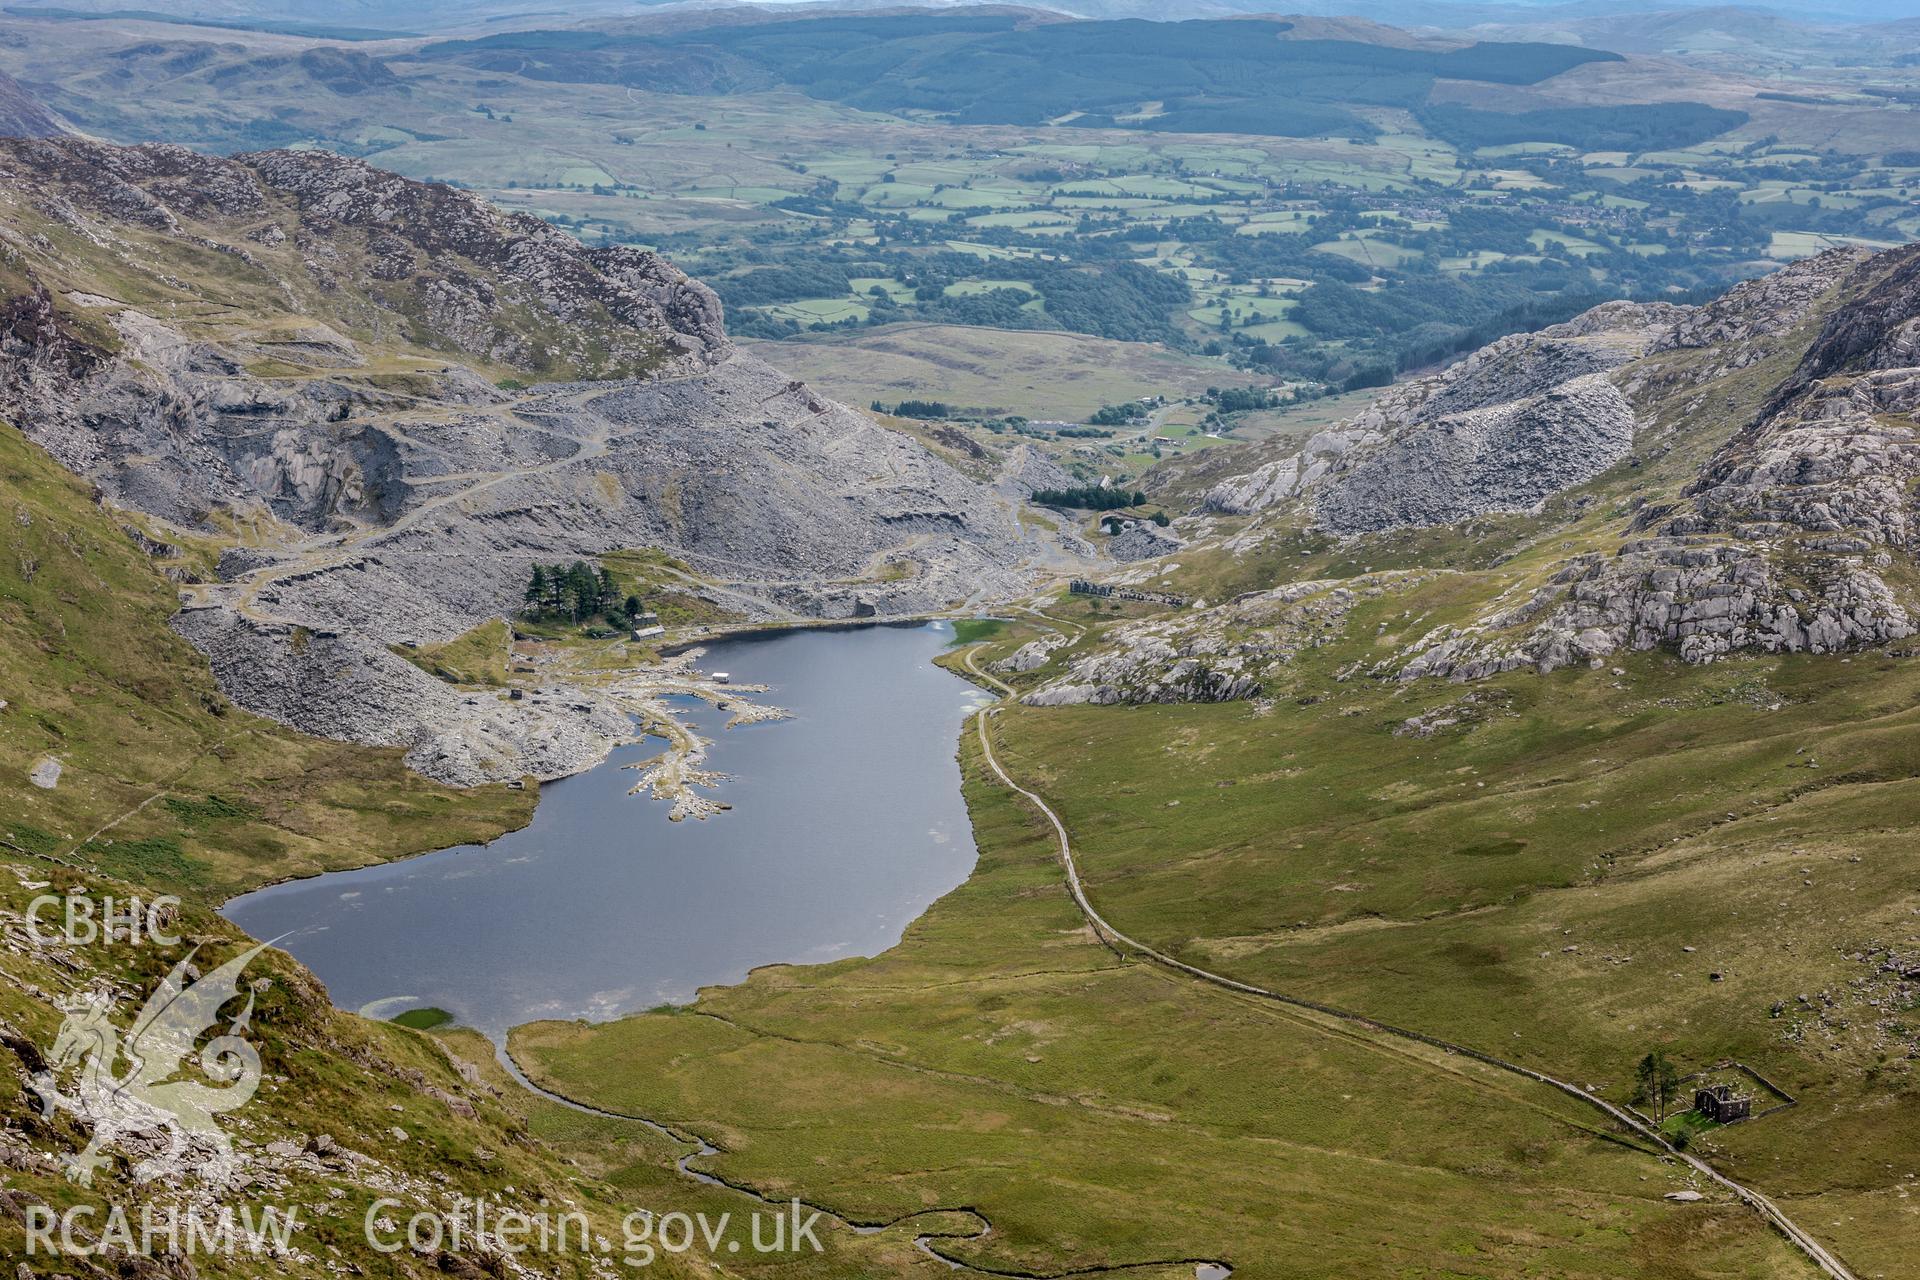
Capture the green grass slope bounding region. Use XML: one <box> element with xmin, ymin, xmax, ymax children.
<box><xmin>0</xmin><ymin>421</ymin><xmax>981</xmax><ymax>1279</ymax></box>
<box><xmin>515</xmin><ymin>712</ymin><xmax>1812</xmax><ymax>1279</ymax></box>
<box><xmin>509</xmin><ymin>258</ymin><xmax>1920</xmax><ymax>1275</ymax></box>
<box><xmin>0</xmin><ymin>421</ymin><xmax>533</xmax><ymax>897</ymax></box>
<box><xmin>970</xmin><ymin>614</ymin><xmax>1920</xmax><ymax>1277</ymax></box>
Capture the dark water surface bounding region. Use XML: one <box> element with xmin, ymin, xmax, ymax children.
<box><xmin>223</xmin><ymin>622</ymin><xmax>990</xmax><ymax>1039</ymax></box>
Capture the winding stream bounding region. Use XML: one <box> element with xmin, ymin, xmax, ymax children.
<box><xmin>223</xmin><ymin>621</ymin><xmax>991</xmax><ymax>1040</ymax></box>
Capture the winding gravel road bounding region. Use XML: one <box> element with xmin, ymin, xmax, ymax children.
<box><xmin>961</xmin><ymin>645</ymin><xmax>1855</xmax><ymax>1280</ymax></box>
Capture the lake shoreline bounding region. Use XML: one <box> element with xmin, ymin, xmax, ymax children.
<box><xmin>212</xmin><ymin>622</ymin><xmax>946</xmax><ymax>911</ymax></box>
<box><xmin>223</xmin><ymin>622</ymin><xmax>993</xmax><ymax>1041</ymax></box>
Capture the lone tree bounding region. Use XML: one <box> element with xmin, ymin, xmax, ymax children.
<box><xmin>1633</xmin><ymin>1050</ymin><xmax>1682</xmax><ymax>1121</ymax></box>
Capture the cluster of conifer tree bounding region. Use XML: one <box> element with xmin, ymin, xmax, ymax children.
<box><xmin>1031</xmin><ymin>486</ymin><xmax>1148</xmax><ymax>511</ymax></box>
<box><xmin>522</xmin><ymin>562</ymin><xmax>644</xmax><ymax>624</ymax></box>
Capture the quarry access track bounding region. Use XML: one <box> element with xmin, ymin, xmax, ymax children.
<box><xmin>223</xmin><ymin>380</ymin><xmax>625</xmax><ymax>623</ymax></box>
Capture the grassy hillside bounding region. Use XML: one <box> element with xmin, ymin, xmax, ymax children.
<box><xmin>509</xmin><ymin>250</ymin><xmax>1920</xmax><ymax>1277</ymax></box>
<box><xmin>0</xmin><ymin>421</ymin><xmax>534</xmax><ymax>897</ymax></box>
<box><xmin>0</xmin><ymin>419</ymin><xmax>980</xmax><ymax>1280</ymax></box>
<box><xmin>988</xmin><ymin>652</ymin><xmax>1920</xmax><ymax>1276</ymax></box>
<box><xmin>515</xmin><ymin>565</ymin><xmax>1920</xmax><ymax>1278</ymax></box>
<box><xmin>0</xmin><ymin>847</ymin><xmax>969</xmax><ymax>1278</ymax></box>
<box><xmin>515</xmin><ymin>694</ymin><xmax>1813</xmax><ymax>1278</ymax></box>
<box><xmin>0</xmin><ymin>14</ymin><xmax>1914</xmax><ymax>1275</ymax></box>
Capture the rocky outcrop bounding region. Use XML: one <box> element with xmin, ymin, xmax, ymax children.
<box><xmin>1389</xmin><ymin>247</ymin><xmax>1920</xmax><ymax>679</ymax></box>
<box><xmin>1202</xmin><ymin>428</ymin><xmax>1362</xmax><ymax>516</ymax></box>
<box><xmin>1316</xmin><ymin>373</ymin><xmax>1636</xmax><ymax>534</ymax></box>
<box><xmin>1023</xmin><ymin>577</ymin><xmax>1383</xmax><ymax>706</ymax></box>
<box><xmin>1651</xmin><ymin>247</ymin><xmax>1874</xmax><ymax>365</ymax></box>
<box><xmin>1152</xmin><ymin>248</ymin><xmax>1920</xmax><ymax>686</ymax></box>
<box><xmin>1200</xmin><ymin>298</ymin><xmax>1671</xmax><ymax>528</ymax></box>
<box><xmin>1420</xmin><ymin>301</ymin><xmax>1682</xmax><ymax>417</ymax></box>
<box><xmin>7</xmin><ymin>305</ymin><xmax>443</xmax><ymax>528</ymax></box>
<box><xmin>993</xmin><ymin>633</ymin><xmax>1070</xmax><ymax>674</ymax></box>
<box><xmin>0</xmin><ymin>139</ymin><xmax>1077</xmax><ymax>784</ymax></box>
<box><xmin>0</xmin><ymin>138</ymin><xmax>729</xmax><ymax>379</ymax></box>
<box><xmin>1395</xmin><ymin>540</ymin><xmax>1912</xmax><ymax>681</ymax></box>
<box><xmin>0</xmin><ymin>141</ymin><xmax>1061</xmax><ymax>612</ymax></box>
<box><xmin>1757</xmin><ymin>244</ymin><xmax>1920</xmax><ymax>415</ymax></box>
<box><xmin>1677</xmin><ymin>386</ymin><xmax>1920</xmax><ymax>548</ymax></box>
<box><xmin>0</xmin><ymin>135</ymin><xmax>741</xmax><ymax>524</ymax></box>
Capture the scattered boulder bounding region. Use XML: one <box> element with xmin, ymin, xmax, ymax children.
<box><xmin>993</xmin><ymin>633</ymin><xmax>1070</xmax><ymax>674</ymax></box>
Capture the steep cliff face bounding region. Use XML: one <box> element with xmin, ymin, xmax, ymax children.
<box><xmin>1054</xmin><ymin>246</ymin><xmax>1920</xmax><ymax>704</ymax></box>
<box><xmin>1393</xmin><ymin>248</ymin><xmax>1918</xmax><ymax>680</ymax></box>
<box><xmin>0</xmin><ymin>139</ymin><xmax>1068</xmax><ymax>782</ymax></box>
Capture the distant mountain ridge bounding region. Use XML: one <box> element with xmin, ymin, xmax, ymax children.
<box><xmin>409</xmin><ymin>12</ymin><xmax>1647</xmax><ymax>142</ymax></box>
<box><xmin>8</xmin><ymin>0</ymin><xmax>1920</xmax><ymax>35</ymax></box>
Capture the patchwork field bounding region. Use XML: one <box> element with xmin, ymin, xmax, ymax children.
<box><xmin>9</xmin><ymin>8</ymin><xmax>1919</xmax><ymax>425</ymax></box>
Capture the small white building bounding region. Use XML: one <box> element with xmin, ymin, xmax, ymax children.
<box><xmin>631</xmin><ymin>625</ymin><xmax>665</xmax><ymax>640</ymax></box>
<box><xmin>711</xmin><ymin>671</ymin><xmax>730</xmax><ymax>684</ymax></box>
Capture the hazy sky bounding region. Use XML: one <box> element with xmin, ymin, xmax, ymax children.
<box><xmin>692</xmin><ymin>0</ymin><xmax>1920</xmax><ymax>23</ymax></box>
